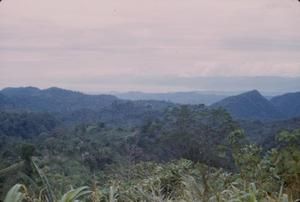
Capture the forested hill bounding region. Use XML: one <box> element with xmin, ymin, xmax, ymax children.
<box><xmin>270</xmin><ymin>92</ymin><xmax>300</xmax><ymax>118</ymax></box>
<box><xmin>0</xmin><ymin>87</ymin><xmax>175</xmax><ymax>127</ymax></box>
<box><xmin>0</xmin><ymin>87</ymin><xmax>300</xmax><ymax>200</ymax></box>
<box><xmin>238</xmin><ymin>117</ymin><xmax>300</xmax><ymax>146</ymax></box>
<box><xmin>1</xmin><ymin>87</ymin><xmax>300</xmax><ymax>121</ymax></box>
<box><xmin>211</xmin><ymin>90</ymin><xmax>283</xmax><ymax>120</ymax></box>
<box><xmin>0</xmin><ymin>93</ymin><xmax>14</xmax><ymax>110</ymax></box>
<box><xmin>1</xmin><ymin>87</ymin><xmax>299</xmax><ymax>150</ymax></box>
<box><xmin>211</xmin><ymin>90</ymin><xmax>300</xmax><ymax>120</ymax></box>
<box><xmin>0</xmin><ymin>87</ymin><xmax>118</xmax><ymax>112</ymax></box>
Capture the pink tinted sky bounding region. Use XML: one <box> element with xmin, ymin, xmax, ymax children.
<box><xmin>0</xmin><ymin>0</ymin><xmax>300</xmax><ymax>92</ymax></box>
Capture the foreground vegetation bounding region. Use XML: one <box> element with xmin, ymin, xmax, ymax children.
<box><xmin>0</xmin><ymin>104</ymin><xmax>299</xmax><ymax>201</ymax></box>
<box><xmin>2</xmin><ymin>129</ymin><xmax>300</xmax><ymax>202</ymax></box>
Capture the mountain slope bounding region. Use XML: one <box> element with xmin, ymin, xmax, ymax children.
<box><xmin>0</xmin><ymin>87</ymin><xmax>174</xmax><ymax>126</ymax></box>
<box><xmin>270</xmin><ymin>92</ymin><xmax>300</xmax><ymax>118</ymax></box>
<box><xmin>0</xmin><ymin>94</ymin><xmax>14</xmax><ymax>110</ymax></box>
<box><xmin>0</xmin><ymin>87</ymin><xmax>118</xmax><ymax>112</ymax></box>
<box><xmin>238</xmin><ymin>117</ymin><xmax>300</xmax><ymax>144</ymax></box>
<box><xmin>211</xmin><ymin>90</ymin><xmax>283</xmax><ymax>120</ymax></box>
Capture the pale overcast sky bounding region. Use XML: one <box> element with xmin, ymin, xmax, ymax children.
<box><xmin>0</xmin><ymin>0</ymin><xmax>300</xmax><ymax>92</ymax></box>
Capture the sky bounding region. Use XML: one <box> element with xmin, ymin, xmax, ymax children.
<box><xmin>0</xmin><ymin>0</ymin><xmax>300</xmax><ymax>93</ymax></box>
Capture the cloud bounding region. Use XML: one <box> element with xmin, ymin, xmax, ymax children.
<box><xmin>0</xmin><ymin>0</ymin><xmax>300</xmax><ymax>92</ymax></box>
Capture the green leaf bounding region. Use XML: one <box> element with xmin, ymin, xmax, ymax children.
<box><xmin>60</xmin><ymin>186</ymin><xmax>91</xmax><ymax>202</ymax></box>
<box><xmin>4</xmin><ymin>184</ymin><xmax>27</xmax><ymax>202</ymax></box>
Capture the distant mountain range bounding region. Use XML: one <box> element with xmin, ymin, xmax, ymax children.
<box><xmin>112</xmin><ymin>90</ymin><xmax>286</xmax><ymax>105</ymax></box>
<box><xmin>0</xmin><ymin>87</ymin><xmax>118</xmax><ymax>112</ymax></box>
<box><xmin>0</xmin><ymin>87</ymin><xmax>174</xmax><ymax>126</ymax></box>
<box><xmin>113</xmin><ymin>91</ymin><xmax>227</xmax><ymax>105</ymax></box>
<box><xmin>212</xmin><ymin>90</ymin><xmax>300</xmax><ymax>120</ymax></box>
<box><xmin>0</xmin><ymin>87</ymin><xmax>299</xmax><ymax>121</ymax></box>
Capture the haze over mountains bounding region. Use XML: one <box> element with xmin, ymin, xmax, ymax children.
<box><xmin>113</xmin><ymin>91</ymin><xmax>228</xmax><ymax>105</ymax></box>
<box><xmin>0</xmin><ymin>86</ymin><xmax>299</xmax><ymax>121</ymax></box>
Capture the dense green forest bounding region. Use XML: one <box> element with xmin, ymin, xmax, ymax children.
<box><xmin>0</xmin><ymin>88</ymin><xmax>299</xmax><ymax>201</ymax></box>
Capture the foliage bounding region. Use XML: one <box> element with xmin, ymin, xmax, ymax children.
<box><xmin>4</xmin><ymin>184</ymin><xmax>28</xmax><ymax>202</ymax></box>
<box><xmin>20</xmin><ymin>144</ymin><xmax>36</xmax><ymax>161</ymax></box>
<box><xmin>1</xmin><ymin>128</ymin><xmax>300</xmax><ymax>201</ymax></box>
<box><xmin>0</xmin><ymin>95</ymin><xmax>299</xmax><ymax>201</ymax></box>
<box><xmin>138</xmin><ymin>105</ymin><xmax>237</xmax><ymax>168</ymax></box>
<box><xmin>271</xmin><ymin>130</ymin><xmax>300</xmax><ymax>198</ymax></box>
<box><xmin>0</xmin><ymin>111</ymin><xmax>58</xmax><ymax>139</ymax></box>
<box><xmin>59</xmin><ymin>186</ymin><xmax>91</xmax><ymax>202</ymax></box>
<box><xmin>3</xmin><ymin>157</ymin><xmax>299</xmax><ymax>202</ymax></box>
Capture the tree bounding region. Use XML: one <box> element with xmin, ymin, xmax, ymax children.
<box><xmin>20</xmin><ymin>144</ymin><xmax>36</xmax><ymax>176</ymax></box>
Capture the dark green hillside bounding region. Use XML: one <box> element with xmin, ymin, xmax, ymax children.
<box><xmin>52</xmin><ymin>99</ymin><xmax>173</xmax><ymax>127</ymax></box>
<box><xmin>0</xmin><ymin>87</ymin><xmax>300</xmax><ymax>201</ymax></box>
<box><xmin>1</xmin><ymin>109</ymin><xmax>299</xmax><ymax>201</ymax></box>
<box><xmin>271</xmin><ymin>92</ymin><xmax>300</xmax><ymax>118</ymax></box>
<box><xmin>0</xmin><ymin>106</ymin><xmax>237</xmax><ymax>187</ymax></box>
<box><xmin>239</xmin><ymin>117</ymin><xmax>300</xmax><ymax>146</ymax></box>
<box><xmin>137</xmin><ymin>105</ymin><xmax>237</xmax><ymax>168</ymax></box>
<box><xmin>26</xmin><ymin>105</ymin><xmax>237</xmax><ymax>174</ymax></box>
<box><xmin>97</xmin><ymin>100</ymin><xmax>174</xmax><ymax>126</ymax></box>
<box><xmin>0</xmin><ymin>111</ymin><xmax>58</xmax><ymax>138</ymax></box>
<box><xmin>211</xmin><ymin>90</ymin><xmax>283</xmax><ymax>120</ymax></box>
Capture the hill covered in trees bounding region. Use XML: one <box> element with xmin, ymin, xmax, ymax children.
<box><xmin>211</xmin><ymin>90</ymin><xmax>283</xmax><ymax>120</ymax></box>
<box><xmin>271</xmin><ymin>92</ymin><xmax>300</xmax><ymax>118</ymax></box>
<box><xmin>211</xmin><ymin>90</ymin><xmax>300</xmax><ymax>120</ymax></box>
<box><xmin>0</xmin><ymin>87</ymin><xmax>118</xmax><ymax>112</ymax></box>
<box><xmin>0</xmin><ymin>87</ymin><xmax>299</xmax><ymax>201</ymax></box>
